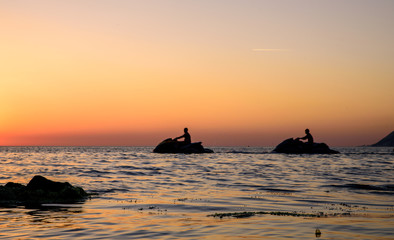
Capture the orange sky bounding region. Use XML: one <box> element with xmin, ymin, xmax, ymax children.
<box><xmin>1</xmin><ymin>1</ymin><xmax>393</xmax><ymax>146</ymax></box>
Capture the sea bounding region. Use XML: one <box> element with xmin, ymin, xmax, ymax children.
<box><xmin>0</xmin><ymin>146</ymin><xmax>393</xmax><ymax>239</ymax></box>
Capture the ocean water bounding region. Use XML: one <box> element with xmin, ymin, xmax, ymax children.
<box><xmin>0</xmin><ymin>146</ymin><xmax>393</xmax><ymax>239</ymax></box>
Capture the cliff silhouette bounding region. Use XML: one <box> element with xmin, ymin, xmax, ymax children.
<box><xmin>371</xmin><ymin>131</ymin><xmax>394</xmax><ymax>147</ymax></box>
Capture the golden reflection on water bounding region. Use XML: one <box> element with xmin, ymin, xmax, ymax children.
<box><xmin>1</xmin><ymin>198</ymin><xmax>394</xmax><ymax>240</ymax></box>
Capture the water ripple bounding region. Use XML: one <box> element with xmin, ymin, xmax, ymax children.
<box><xmin>0</xmin><ymin>146</ymin><xmax>393</xmax><ymax>239</ymax></box>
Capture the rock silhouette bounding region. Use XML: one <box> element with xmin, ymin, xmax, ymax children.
<box><xmin>273</xmin><ymin>138</ymin><xmax>339</xmax><ymax>154</ymax></box>
<box><xmin>153</xmin><ymin>138</ymin><xmax>214</xmax><ymax>153</ymax></box>
<box><xmin>0</xmin><ymin>175</ymin><xmax>88</xmax><ymax>206</ymax></box>
<box><xmin>370</xmin><ymin>131</ymin><xmax>394</xmax><ymax>147</ymax></box>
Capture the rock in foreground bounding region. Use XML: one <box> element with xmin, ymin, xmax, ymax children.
<box><xmin>0</xmin><ymin>175</ymin><xmax>88</xmax><ymax>206</ymax></box>
<box><xmin>154</xmin><ymin>138</ymin><xmax>214</xmax><ymax>153</ymax></box>
<box><xmin>273</xmin><ymin>138</ymin><xmax>339</xmax><ymax>154</ymax></box>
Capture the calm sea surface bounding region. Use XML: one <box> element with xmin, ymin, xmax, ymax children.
<box><xmin>0</xmin><ymin>146</ymin><xmax>393</xmax><ymax>239</ymax></box>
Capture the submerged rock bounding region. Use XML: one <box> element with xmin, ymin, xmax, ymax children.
<box><xmin>273</xmin><ymin>138</ymin><xmax>339</xmax><ymax>154</ymax></box>
<box><xmin>153</xmin><ymin>138</ymin><xmax>214</xmax><ymax>153</ymax></box>
<box><xmin>0</xmin><ymin>175</ymin><xmax>88</xmax><ymax>206</ymax></box>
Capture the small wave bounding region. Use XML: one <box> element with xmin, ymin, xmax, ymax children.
<box><xmin>258</xmin><ymin>187</ymin><xmax>300</xmax><ymax>193</ymax></box>
<box><xmin>82</xmin><ymin>169</ymin><xmax>110</xmax><ymax>175</ymax></box>
<box><xmin>115</xmin><ymin>165</ymin><xmax>162</xmax><ymax>171</ymax></box>
<box><xmin>119</xmin><ymin>171</ymin><xmax>146</xmax><ymax>176</ymax></box>
<box><xmin>142</xmin><ymin>167</ymin><xmax>162</xmax><ymax>171</ymax></box>
<box><xmin>225</xmin><ymin>150</ymin><xmax>269</xmax><ymax>154</ymax></box>
<box><xmin>326</xmin><ymin>183</ymin><xmax>394</xmax><ymax>194</ymax></box>
<box><xmin>115</xmin><ymin>165</ymin><xmax>139</xmax><ymax>170</ymax></box>
<box><xmin>89</xmin><ymin>188</ymin><xmax>130</xmax><ymax>194</ymax></box>
<box><xmin>342</xmin><ymin>152</ymin><xmax>394</xmax><ymax>156</ymax></box>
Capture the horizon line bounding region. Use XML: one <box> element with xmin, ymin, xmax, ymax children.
<box><xmin>0</xmin><ymin>145</ymin><xmax>367</xmax><ymax>148</ymax></box>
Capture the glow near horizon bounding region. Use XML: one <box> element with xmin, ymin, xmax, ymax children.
<box><xmin>0</xmin><ymin>0</ymin><xmax>393</xmax><ymax>146</ymax></box>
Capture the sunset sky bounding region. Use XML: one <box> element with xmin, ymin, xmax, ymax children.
<box><xmin>1</xmin><ymin>0</ymin><xmax>393</xmax><ymax>146</ymax></box>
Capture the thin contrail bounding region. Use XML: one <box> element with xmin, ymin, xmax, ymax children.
<box><xmin>252</xmin><ymin>49</ymin><xmax>291</xmax><ymax>52</ymax></box>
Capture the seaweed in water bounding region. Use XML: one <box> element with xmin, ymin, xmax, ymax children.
<box><xmin>207</xmin><ymin>211</ymin><xmax>325</xmax><ymax>219</ymax></box>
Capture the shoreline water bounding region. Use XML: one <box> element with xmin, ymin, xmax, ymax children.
<box><xmin>1</xmin><ymin>146</ymin><xmax>393</xmax><ymax>239</ymax></box>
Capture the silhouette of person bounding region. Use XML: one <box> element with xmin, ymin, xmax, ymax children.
<box><xmin>174</xmin><ymin>128</ymin><xmax>191</xmax><ymax>145</ymax></box>
<box><xmin>296</xmin><ymin>129</ymin><xmax>314</xmax><ymax>144</ymax></box>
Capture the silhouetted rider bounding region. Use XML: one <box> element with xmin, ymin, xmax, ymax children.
<box><xmin>174</xmin><ymin>128</ymin><xmax>191</xmax><ymax>145</ymax></box>
<box><xmin>296</xmin><ymin>129</ymin><xmax>314</xmax><ymax>144</ymax></box>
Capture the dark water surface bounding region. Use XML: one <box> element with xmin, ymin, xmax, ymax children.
<box><xmin>0</xmin><ymin>146</ymin><xmax>393</xmax><ymax>239</ymax></box>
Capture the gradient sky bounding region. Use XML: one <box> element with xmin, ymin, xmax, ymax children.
<box><xmin>1</xmin><ymin>0</ymin><xmax>393</xmax><ymax>146</ymax></box>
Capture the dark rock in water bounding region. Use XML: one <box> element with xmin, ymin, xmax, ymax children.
<box><xmin>370</xmin><ymin>131</ymin><xmax>394</xmax><ymax>147</ymax></box>
<box><xmin>0</xmin><ymin>175</ymin><xmax>88</xmax><ymax>206</ymax></box>
<box><xmin>153</xmin><ymin>138</ymin><xmax>214</xmax><ymax>153</ymax></box>
<box><xmin>28</xmin><ymin>175</ymin><xmax>72</xmax><ymax>191</ymax></box>
<box><xmin>273</xmin><ymin>138</ymin><xmax>339</xmax><ymax>154</ymax></box>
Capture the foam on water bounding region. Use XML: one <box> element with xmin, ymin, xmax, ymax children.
<box><xmin>0</xmin><ymin>146</ymin><xmax>393</xmax><ymax>239</ymax></box>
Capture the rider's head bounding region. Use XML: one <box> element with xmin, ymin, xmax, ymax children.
<box><xmin>184</xmin><ymin>128</ymin><xmax>188</xmax><ymax>133</ymax></box>
<box><xmin>305</xmin><ymin>129</ymin><xmax>310</xmax><ymax>134</ymax></box>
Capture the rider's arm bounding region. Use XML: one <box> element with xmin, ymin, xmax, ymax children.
<box><xmin>174</xmin><ymin>134</ymin><xmax>185</xmax><ymax>140</ymax></box>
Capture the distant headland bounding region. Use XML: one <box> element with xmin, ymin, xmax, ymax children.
<box><xmin>370</xmin><ymin>131</ymin><xmax>394</xmax><ymax>147</ymax></box>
